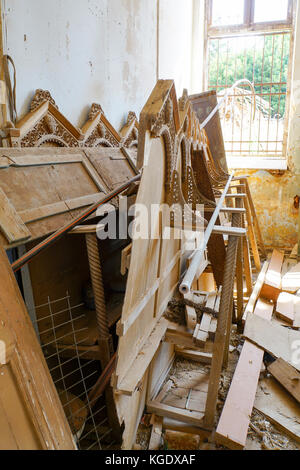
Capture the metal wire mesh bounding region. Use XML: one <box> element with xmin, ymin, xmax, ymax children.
<box><xmin>28</xmin><ymin>292</ymin><xmax>115</xmax><ymax>450</ymax></box>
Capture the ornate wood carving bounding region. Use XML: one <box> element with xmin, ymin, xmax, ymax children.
<box><xmin>2</xmin><ymin>90</ymin><xmax>139</xmax><ymax>152</ymax></box>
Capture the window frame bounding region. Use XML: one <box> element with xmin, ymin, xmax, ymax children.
<box><xmin>204</xmin><ymin>0</ymin><xmax>296</xmax><ymax>169</ymax></box>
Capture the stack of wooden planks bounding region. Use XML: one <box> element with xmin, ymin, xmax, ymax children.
<box><xmin>216</xmin><ymin>248</ymin><xmax>300</xmax><ymax>449</ymax></box>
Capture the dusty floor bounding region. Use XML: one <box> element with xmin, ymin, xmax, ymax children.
<box><xmin>136</xmin><ymin>325</ymin><xmax>300</xmax><ymax>451</ymax></box>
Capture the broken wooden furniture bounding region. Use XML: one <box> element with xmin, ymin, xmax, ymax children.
<box><xmin>112</xmin><ymin>80</ymin><xmax>249</xmax><ymax>449</ymax></box>
<box><xmin>216</xmin><ymin>248</ymin><xmax>300</xmax><ymax>449</ymax></box>
<box><xmin>0</xmin><ymin>144</ymin><xmax>140</xmax><ymax>448</ymax></box>
<box><xmin>0</xmin><ymin>245</ymin><xmax>76</xmax><ymax>449</ymax></box>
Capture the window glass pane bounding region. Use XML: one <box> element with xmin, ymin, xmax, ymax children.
<box><xmin>211</xmin><ymin>0</ymin><xmax>244</xmax><ymax>26</ymax></box>
<box><xmin>254</xmin><ymin>0</ymin><xmax>288</xmax><ymax>23</ymax></box>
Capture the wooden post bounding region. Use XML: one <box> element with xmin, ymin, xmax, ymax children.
<box><xmin>204</xmin><ymin>214</ymin><xmax>240</xmax><ymax>429</ymax></box>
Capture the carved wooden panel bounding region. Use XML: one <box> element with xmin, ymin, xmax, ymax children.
<box><xmin>2</xmin><ymin>90</ymin><xmax>139</xmax><ymax>157</ymax></box>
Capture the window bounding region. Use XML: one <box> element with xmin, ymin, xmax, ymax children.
<box><xmin>205</xmin><ymin>0</ymin><xmax>295</xmax><ymax>168</ymax></box>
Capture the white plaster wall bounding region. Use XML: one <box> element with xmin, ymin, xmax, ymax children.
<box><xmin>2</xmin><ymin>0</ymin><xmax>158</xmax><ymax>130</ymax></box>
<box><xmin>158</xmin><ymin>0</ymin><xmax>195</xmax><ymax>97</ymax></box>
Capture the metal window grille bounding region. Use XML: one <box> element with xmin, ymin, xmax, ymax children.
<box><xmin>207</xmin><ymin>31</ymin><xmax>291</xmax><ymax>158</ymax></box>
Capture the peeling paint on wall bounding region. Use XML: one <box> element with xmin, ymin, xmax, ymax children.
<box><xmin>235</xmin><ymin>169</ymin><xmax>300</xmax><ymax>248</ymax></box>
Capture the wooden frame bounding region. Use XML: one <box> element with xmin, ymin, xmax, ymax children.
<box><xmin>206</xmin><ymin>0</ymin><xmax>294</xmax><ymax>36</ymax></box>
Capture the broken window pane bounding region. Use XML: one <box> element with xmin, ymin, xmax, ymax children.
<box><xmin>254</xmin><ymin>0</ymin><xmax>288</xmax><ymax>23</ymax></box>
<box><xmin>211</xmin><ymin>0</ymin><xmax>244</xmax><ymax>26</ymax></box>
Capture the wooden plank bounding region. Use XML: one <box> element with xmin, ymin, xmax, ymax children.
<box><xmin>116</xmin><ymin>318</ymin><xmax>168</xmax><ymax>395</ymax></box>
<box><xmin>243</xmin><ymin>314</ymin><xmax>300</xmax><ymax>372</ymax></box>
<box><xmin>0</xmin><ymin>187</ymin><xmax>31</xmax><ymax>243</ymax></box>
<box><xmin>120</xmin><ymin>243</ymin><xmax>132</xmax><ymax>276</ymax></box>
<box><xmin>185</xmin><ymin>305</ymin><xmax>197</xmax><ymax>330</ymax></box>
<box><xmin>243</xmin><ymin>236</ymin><xmax>253</xmax><ymax>295</ymax></box>
<box><xmin>20</xmin><ymin>193</ymin><xmax>104</xmax><ymax>224</ymax></box>
<box><xmin>242</xmin><ymin>260</ymin><xmax>269</xmax><ymax>323</ymax></box>
<box><xmin>282</xmin><ymin>262</ymin><xmax>300</xmax><ymax>293</ymax></box>
<box><xmin>216</xmin><ymin>299</ymin><xmax>273</xmax><ymax>450</ymax></box>
<box><xmin>147</xmin><ymin>401</ymin><xmax>204</xmax><ymax>426</ymax></box>
<box><xmin>148</xmin><ymin>415</ymin><xmax>163</xmax><ymax>450</ymax></box>
<box><xmin>268</xmin><ymin>358</ymin><xmax>300</xmax><ymax>404</ymax></box>
<box><xmin>260</xmin><ymin>249</ymin><xmax>284</xmax><ymax>302</ymax></box>
<box><xmin>254</xmin><ymin>376</ymin><xmax>300</xmax><ymax>443</ymax></box>
<box><xmin>175</xmin><ymin>347</ymin><xmax>212</xmax><ymax>364</ymax></box>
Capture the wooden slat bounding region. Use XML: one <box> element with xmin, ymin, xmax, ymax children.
<box><xmin>147</xmin><ymin>401</ymin><xmax>204</xmax><ymax>426</ymax></box>
<box><xmin>148</xmin><ymin>415</ymin><xmax>163</xmax><ymax>450</ymax></box>
<box><xmin>116</xmin><ymin>318</ymin><xmax>168</xmax><ymax>395</ymax></box>
<box><xmin>216</xmin><ymin>299</ymin><xmax>273</xmax><ymax>450</ymax></box>
<box><xmin>175</xmin><ymin>347</ymin><xmax>212</xmax><ymax>364</ymax></box>
<box><xmin>268</xmin><ymin>358</ymin><xmax>300</xmax><ymax>404</ymax></box>
<box><xmin>242</xmin><ymin>260</ymin><xmax>269</xmax><ymax>323</ymax></box>
<box><xmin>0</xmin><ymin>187</ymin><xmax>31</xmax><ymax>243</ymax></box>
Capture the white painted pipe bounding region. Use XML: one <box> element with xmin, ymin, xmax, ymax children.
<box><xmin>179</xmin><ymin>173</ymin><xmax>234</xmax><ymax>295</ymax></box>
